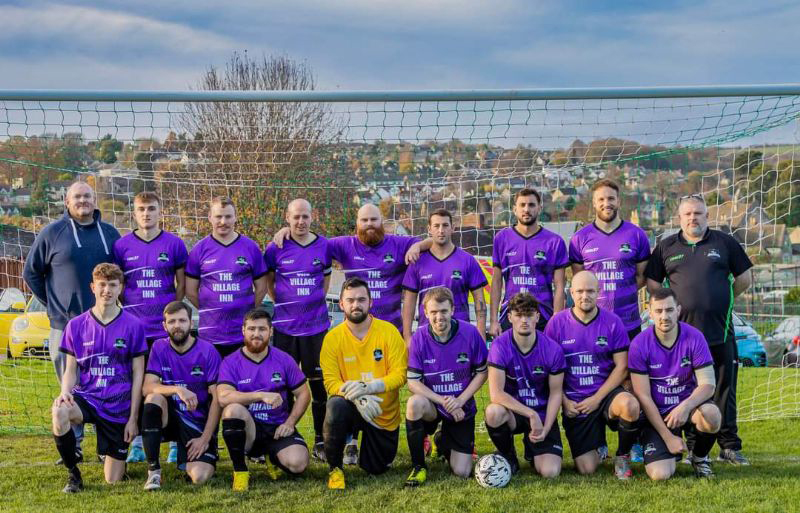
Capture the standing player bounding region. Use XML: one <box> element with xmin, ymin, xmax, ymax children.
<box><xmin>185</xmin><ymin>197</ymin><xmax>268</xmax><ymax>357</ymax></box>
<box><xmin>490</xmin><ymin>188</ymin><xmax>568</xmax><ymax>336</ymax></box>
<box><xmin>544</xmin><ymin>271</ymin><xmax>641</xmax><ymax>479</ymax></box>
<box><xmin>141</xmin><ymin>301</ymin><xmax>222</xmax><ymax>490</ymax></box>
<box><xmin>113</xmin><ymin>191</ymin><xmax>188</xmax><ymax>463</ymax></box>
<box><xmin>484</xmin><ymin>293</ymin><xmax>565</xmax><ymax>478</ymax></box>
<box><xmin>264</xmin><ymin>198</ymin><xmax>331</xmax><ymax>460</ymax></box>
<box><xmin>321</xmin><ymin>278</ymin><xmax>408</xmax><ymax>490</ymax></box>
<box><xmin>218</xmin><ymin>308</ymin><xmax>311</xmax><ymax>492</ymax></box>
<box><xmin>402</xmin><ymin>208</ymin><xmax>488</xmax><ymax>344</ymax></box>
<box><xmin>569</xmin><ymin>179</ymin><xmax>650</xmax><ymax>340</ymax></box>
<box><xmin>405</xmin><ymin>287</ymin><xmax>488</xmax><ymax>486</ymax></box>
<box><xmin>51</xmin><ymin>263</ymin><xmax>146</xmax><ymax>492</ymax></box>
<box><xmin>628</xmin><ymin>288</ymin><xmax>721</xmax><ymax>480</ymax></box>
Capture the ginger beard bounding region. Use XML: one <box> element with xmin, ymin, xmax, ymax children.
<box><xmin>244</xmin><ymin>329</ymin><xmax>269</xmax><ymax>353</ymax></box>
<box><xmin>357</xmin><ymin>224</ymin><xmax>385</xmax><ymax>246</ymax></box>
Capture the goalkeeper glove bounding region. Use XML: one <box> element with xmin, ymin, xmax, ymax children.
<box><xmin>355</xmin><ymin>395</ymin><xmax>383</xmax><ymax>427</ymax></box>
<box><xmin>341</xmin><ymin>379</ymin><xmax>385</xmax><ymax>401</ymax></box>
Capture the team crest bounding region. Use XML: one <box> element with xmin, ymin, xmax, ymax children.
<box><xmin>114</xmin><ymin>338</ymin><xmax>126</xmax><ymax>349</ymax></box>
<box><xmin>532</xmin><ymin>366</ymin><xmax>544</xmax><ymax>375</ymax></box>
<box><xmin>707</xmin><ymin>249</ymin><xmax>721</xmax><ymax>259</ymax></box>
<box><xmin>451</xmin><ymin>270</ymin><xmax>463</xmax><ymax>280</ymax></box>
<box><xmin>271</xmin><ymin>372</ymin><xmax>282</xmax><ymax>383</ymax></box>
<box><xmin>157</xmin><ymin>252</ymin><xmax>169</xmax><ymax>262</ymax></box>
<box><xmin>680</xmin><ymin>356</ymin><xmax>691</xmax><ymax>367</ymax></box>
<box><xmin>191</xmin><ymin>365</ymin><xmax>203</xmax><ymax>377</ymax></box>
<box><xmin>373</xmin><ymin>349</ymin><xmax>384</xmax><ymax>362</ymax></box>
<box><xmin>312</xmin><ymin>258</ymin><xmax>322</xmax><ymax>266</ymax></box>
<box><xmin>235</xmin><ymin>256</ymin><xmax>248</xmax><ymax>266</ymax></box>
<box><xmin>644</xmin><ymin>443</ymin><xmax>657</xmax><ymax>455</ymax></box>
<box><xmin>534</xmin><ymin>250</ymin><xmax>547</xmax><ymax>260</ymax></box>
<box><xmin>456</xmin><ymin>352</ymin><xmax>469</xmax><ymax>364</ymax></box>
<box><xmin>383</xmin><ymin>254</ymin><xmax>395</xmax><ymax>264</ymax></box>
<box><xmin>619</xmin><ymin>243</ymin><xmax>632</xmax><ymax>253</ymax></box>
<box><xmin>596</xmin><ymin>336</ymin><xmax>608</xmax><ymax>347</ymax></box>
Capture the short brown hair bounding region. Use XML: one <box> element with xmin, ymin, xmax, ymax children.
<box><xmin>163</xmin><ymin>300</ymin><xmax>192</xmax><ymax>319</ymax></box>
<box><xmin>428</xmin><ymin>208</ymin><xmax>452</xmax><ymax>225</ymax></box>
<box><xmin>210</xmin><ymin>196</ymin><xmax>236</xmax><ymax>211</ymax></box>
<box><xmin>341</xmin><ymin>277</ymin><xmax>370</xmax><ymax>300</ymax></box>
<box><xmin>591</xmin><ymin>178</ymin><xmax>620</xmax><ymax>195</ymax></box>
<box><xmin>243</xmin><ymin>307</ymin><xmax>272</xmax><ymax>327</ymax></box>
<box><xmin>92</xmin><ymin>262</ymin><xmax>124</xmax><ymax>283</ymax></box>
<box><xmin>423</xmin><ymin>286</ymin><xmax>454</xmax><ymax>310</ymax></box>
<box><xmin>649</xmin><ymin>287</ymin><xmax>678</xmax><ymax>304</ymax></box>
<box><xmin>134</xmin><ymin>191</ymin><xmax>161</xmax><ymax>205</ymax></box>
<box><xmin>508</xmin><ymin>292</ymin><xmax>539</xmax><ymax>316</ymax></box>
<box><xmin>514</xmin><ymin>188</ymin><xmax>542</xmax><ymax>204</ymax></box>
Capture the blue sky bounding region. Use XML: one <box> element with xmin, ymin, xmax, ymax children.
<box><xmin>1</xmin><ymin>0</ymin><xmax>799</xmax><ymax>91</ymax></box>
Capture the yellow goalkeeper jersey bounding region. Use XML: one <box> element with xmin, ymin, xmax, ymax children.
<box><xmin>320</xmin><ymin>317</ymin><xmax>408</xmax><ymax>430</ymax></box>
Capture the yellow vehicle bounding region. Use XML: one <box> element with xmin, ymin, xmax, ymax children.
<box><xmin>0</xmin><ymin>288</ymin><xmax>27</xmax><ymax>356</ymax></box>
<box><xmin>7</xmin><ymin>296</ymin><xmax>50</xmax><ymax>358</ymax></box>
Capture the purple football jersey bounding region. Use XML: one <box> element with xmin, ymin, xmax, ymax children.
<box><xmin>60</xmin><ymin>309</ymin><xmax>148</xmax><ymax>423</ymax></box>
<box><xmin>492</xmin><ymin>226</ymin><xmax>568</xmax><ymax>323</ymax></box>
<box><xmin>487</xmin><ymin>329</ymin><xmax>566</xmax><ymax>421</ymax></box>
<box><xmin>263</xmin><ymin>234</ymin><xmax>332</xmax><ymax>336</ymax></box>
<box><xmin>407</xmin><ymin>319</ymin><xmax>489</xmax><ymax>420</ymax></box>
<box><xmin>628</xmin><ymin>323</ymin><xmax>713</xmax><ymax>415</ymax></box>
<box><xmin>402</xmin><ymin>247</ymin><xmax>488</xmax><ymax>323</ymax></box>
<box><xmin>218</xmin><ymin>347</ymin><xmax>307</xmax><ymax>426</ymax></box>
<box><xmin>329</xmin><ymin>235</ymin><xmax>416</xmax><ymax>331</ymax></box>
<box><xmin>185</xmin><ymin>234</ymin><xmax>267</xmax><ymax>346</ymax></box>
<box><xmin>113</xmin><ymin>230</ymin><xmax>188</xmax><ymax>340</ymax></box>
<box><xmin>568</xmin><ymin>221</ymin><xmax>650</xmax><ymax>331</ymax></box>
<box><xmin>544</xmin><ymin>307</ymin><xmax>629</xmax><ymax>406</ymax></box>
<box><xmin>146</xmin><ymin>338</ymin><xmax>222</xmax><ymax>431</ymax></box>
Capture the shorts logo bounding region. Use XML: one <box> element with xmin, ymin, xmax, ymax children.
<box><xmin>312</xmin><ymin>258</ymin><xmax>322</xmax><ymax>266</ymax></box>
<box><xmin>680</xmin><ymin>356</ymin><xmax>691</xmax><ymax>367</ymax></box>
<box><xmin>595</xmin><ymin>336</ymin><xmax>608</xmax><ymax>347</ymax></box>
<box><xmin>383</xmin><ymin>254</ymin><xmax>395</xmax><ymax>263</ymax></box>
<box><xmin>667</xmin><ymin>254</ymin><xmax>684</xmax><ymax>262</ymax></box>
<box><xmin>707</xmin><ymin>249</ymin><xmax>721</xmax><ymax>259</ymax></box>
<box><xmin>534</xmin><ymin>250</ymin><xmax>547</xmax><ymax>260</ymax></box>
<box><xmin>644</xmin><ymin>443</ymin><xmax>657</xmax><ymax>455</ymax></box>
<box><xmin>191</xmin><ymin>365</ymin><xmax>203</xmax><ymax>376</ymax></box>
<box><xmin>271</xmin><ymin>372</ymin><xmax>282</xmax><ymax>383</ymax></box>
<box><xmin>451</xmin><ymin>270</ymin><xmax>463</xmax><ymax>280</ymax></box>
<box><xmin>619</xmin><ymin>243</ymin><xmax>632</xmax><ymax>253</ymax></box>
<box><xmin>373</xmin><ymin>349</ymin><xmax>384</xmax><ymax>362</ymax></box>
<box><xmin>456</xmin><ymin>352</ymin><xmax>469</xmax><ymax>364</ymax></box>
<box><xmin>235</xmin><ymin>256</ymin><xmax>248</xmax><ymax>266</ymax></box>
<box><xmin>532</xmin><ymin>366</ymin><xmax>544</xmax><ymax>375</ymax></box>
<box><xmin>157</xmin><ymin>252</ymin><xmax>169</xmax><ymax>262</ymax></box>
<box><xmin>114</xmin><ymin>338</ymin><xmax>127</xmax><ymax>349</ymax></box>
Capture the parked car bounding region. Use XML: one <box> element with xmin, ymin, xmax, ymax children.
<box><xmin>762</xmin><ymin>316</ymin><xmax>800</xmax><ymax>367</ymax></box>
<box><xmin>326</xmin><ymin>293</ymin><xmax>345</xmax><ymax>328</ymax></box>
<box><xmin>0</xmin><ymin>287</ymin><xmax>27</xmax><ymax>355</ymax></box>
<box><xmin>7</xmin><ymin>296</ymin><xmax>50</xmax><ymax>358</ymax></box>
<box><xmin>641</xmin><ymin>310</ymin><xmax>767</xmax><ymax>367</ymax></box>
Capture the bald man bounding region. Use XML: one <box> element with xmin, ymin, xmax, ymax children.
<box><xmin>263</xmin><ymin>198</ymin><xmax>333</xmax><ymax>460</ymax></box>
<box><xmin>545</xmin><ymin>271</ymin><xmax>641</xmax><ymax>479</ymax></box>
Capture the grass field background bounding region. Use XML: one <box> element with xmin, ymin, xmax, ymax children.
<box><xmin>0</xmin><ymin>358</ymin><xmax>799</xmax><ymax>512</ymax></box>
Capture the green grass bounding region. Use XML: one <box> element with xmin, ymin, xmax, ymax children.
<box><xmin>1</xmin><ymin>358</ymin><xmax>799</xmax><ymax>512</ymax></box>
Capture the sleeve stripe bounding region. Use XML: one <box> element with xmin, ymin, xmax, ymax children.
<box><xmin>695</xmin><ymin>362</ymin><xmax>714</xmax><ymax>370</ymax></box>
<box><xmin>253</xmin><ymin>271</ymin><xmax>268</xmax><ymax>280</ymax></box>
<box><xmin>217</xmin><ymin>380</ymin><xmax>237</xmax><ymax>387</ymax></box>
<box><xmin>291</xmin><ymin>377</ymin><xmax>308</xmax><ymax>391</ymax></box>
<box><xmin>402</xmin><ymin>285</ymin><xmax>419</xmax><ymax>293</ymax></box>
<box><xmin>145</xmin><ymin>371</ymin><xmax>162</xmax><ymax>378</ymax></box>
<box><xmin>184</xmin><ymin>271</ymin><xmax>200</xmax><ymax>279</ymax></box>
<box><xmin>59</xmin><ymin>347</ymin><xmax>74</xmax><ymax>356</ymax></box>
<box><xmin>487</xmin><ymin>362</ymin><xmax>506</xmax><ymax>371</ymax></box>
<box><xmin>628</xmin><ymin>369</ymin><xmax>648</xmax><ymax>375</ymax></box>
<box><xmin>611</xmin><ymin>347</ymin><xmax>629</xmax><ymax>354</ymax></box>
<box><xmin>549</xmin><ymin>370</ymin><xmax>565</xmax><ymax>376</ymax></box>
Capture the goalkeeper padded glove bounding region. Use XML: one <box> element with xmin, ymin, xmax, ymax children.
<box><xmin>355</xmin><ymin>395</ymin><xmax>383</xmax><ymax>427</ymax></box>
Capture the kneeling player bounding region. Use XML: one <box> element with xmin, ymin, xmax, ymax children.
<box><xmin>321</xmin><ymin>278</ymin><xmax>408</xmax><ymax>490</ymax></box>
<box><xmin>52</xmin><ymin>263</ymin><xmax>147</xmax><ymax>492</ymax></box>
<box><xmin>484</xmin><ymin>293</ymin><xmax>565</xmax><ymax>478</ymax></box>
<box><xmin>629</xmin><ymin>288</ymin><xmax>721</xmax><ymax>480</ymax></box>
<box><xmin>405</xmin><ymin>287</ymin><xmax>487</xmax><ymax>486</ymax></box>
<box><xmin>545</xmin><ymin>271</ymin><xmax>641</xmax><ymax>479</ymax></box>
<box><xmin>141</xmin><ymin>301</ymin><xmax>222</xmax><ymax>489</ymax></box>
<box><xmin>218</xmin><ymin>309</ymin><xmax>310</xmax><ymax>491</ymax></box>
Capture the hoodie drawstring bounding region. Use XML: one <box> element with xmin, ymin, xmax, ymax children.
<box><xmin>69</xmin><ymin>217</ymin><xmax>110</xmax><ymax>255</ymax></box>
<box><xmin>97</xmin><ymin>223</ymin><xmax>109</xmax><ymax>255</ymax></box>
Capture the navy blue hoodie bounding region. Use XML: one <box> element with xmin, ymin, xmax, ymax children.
<box><xmin>22</xmin><ymin>209</ymin><xmax>121</xmax><ymax>330</ymax></box>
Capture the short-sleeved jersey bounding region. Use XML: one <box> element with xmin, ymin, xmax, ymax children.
<box><xmin>146</xmin><ymin>338</ymin><xmax>221</xmax><ymax>431</ymax></box>
<box><xmin>113</xmin><ymin>230</ymin><xmax>188</xmax><ymax>340</ymax></box>
<box><xmin>544</xmin><ymin>307</ymin><xmax>629</xmax><ymax>407</ymax></box>
<box><xmin>487</xmin><ymin>329</ymin><xmax>566</xmax><ymax>421</ymax></box>
<box><xmin>628</xmin><ymin>323</ymin><xmax>714</xmax><ymax>415</ymax></box>
<box><xmin>329</xmin><ymin>235</ymin><xmax>416</xmax><ymax>331</ymax></box>
<box><xmin>568</xmin><ymin>221</ymin><xmax>651</xmax><ymax>330</ymax></box>
<box><xmin>263</xmin><ymin>234</ymin><xmax>332</xmax><ymax>337</ymax></box>
<box><xmin>218</xmin><ymin>347</ymin><xmax>307</xmax><ymax>426</ymax></box>
<box><xmin>645</xmin><ymin>228</ymin><xmax>754</xmax><ymax>346</ymax></box>
<box><xmin>492</xmin><ymin>226</ymin><xmax>568</xmax><ymax>323</ymax></box>
<box><xmin>407</xmin><ymin>319</ymin><xmax>488</xmax><ymax>420</ymax></box>
<box><xmin>402</xmin><ymin>247</ymin><xmax>488</xmax><ymax>324</ymax></box>
<box><xmin>185</xmin><ymin>234</ymin><xmax>267</xmax><ymax>346</ymax></box>
<box><xmin>60</xmin><ymin>309</ymin><xmax>148</xmax><ymax>423</ymax></box>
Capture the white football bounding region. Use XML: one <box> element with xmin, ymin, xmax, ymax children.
<box><xmin>474</xmin><ymin>453</ymin><xmax>512</xmax><ymax>488</ymax></box>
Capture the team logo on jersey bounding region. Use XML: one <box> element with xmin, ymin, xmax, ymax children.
<box><xmin>596</xmin><ymin>336</ymin><xmax>608</xmax><ymax>347</ymax></box>
<box><xmin>707</xmin><ymin>249</ymin><xmax>721</xmax><ymax>259</ymax></box>
<box><xmin>191</xmin><ymin>365</ymin><xmax>203</xmax><ymax>376</ymax></box>
<box><xmin>532</xmin><ymin>366</ymin><xmax>544</xmax><ymax>375</ymax></box>
<box><xmin>680</xmin><ymin>356</ymin><xmax>691</xmax><ymax>367</ymax></box>
<box><xmin>373</xmin><ymin>349</ymin><xmax>384</xmax><ymax>362</ymax></box>
<box><xmin>451</xmin><ymin>270</ymin><xmax>463</xmax><ymax>280</ymax></box>
<box><xmin>114</xmin><ymin>338</ymin><xmax>127</xmax><ymax>349</ymax></box>
<box><xmin>534</xmin><ymin>250</ymin><xmax>547</xmax><ymax>260</ymax></box>
<box><xmin>157</xmin><ymin>252</ymin><xmax>169</xmax><ymax>262</ymax></box>
<box><xmin>644</xmin><ymin>443</ymin><xmax>657</xmax><ymax>455</ymax></box>
<box><xmin>456</xmin><ymin>352</ymin><xmax>469</xmax><ymax>364</ymax></box>
<box><xmin>619</xmin><ymin>243</ymin><xmax>632</xmax><ymax>253</ymax></box>
<box><xmin>668</xmin><ymin>254</ymin><xmax>685</xmax><ymax>262</ymax></box>
<box><xmin>235</xmin><ymin>256</ymin><xmax>248</xmax><ymax>266</ymax></box>
<box><xmin>271</xmin><ymin>372</ymin><xmax>282</xmax><ymax>383</ymax></box>
<box><xmin>383</xmin><ymin>254</ymin><xmax>395</xmax><ymax>264</ymax></box>
<box><xmin>312</xmin><ymin>258</ymin><xmax>322</xmax><ymax>266</ymax></box>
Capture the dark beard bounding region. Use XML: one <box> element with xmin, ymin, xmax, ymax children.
<box><xmin>245</xmin><ymin>337</ymin><xmax>268</xmax><ymax>354</ymax></box>
<box><xmin>357</xmin><ymin>225</ymin><xmax>385</xmax><ymax>246</ymax></box>
<box><xmin>346</xmin><ymin>310</ymin><xmax>368</xmax><ymax>324</ymax></box>
<box><xmin>597</xmin><ymin>207</ymin><xmax>618</xmax><ymax>223</ymax></box>
<box><xmin>169</xmin><ymin>329</ymin><xmax>190</xmax><ymax>346</ymax></box>
<box><xmin>518</xmin><ymin>216</ymin><xmax>537</xmax><ymax>226</ymax></box>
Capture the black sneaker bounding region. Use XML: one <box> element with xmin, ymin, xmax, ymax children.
<box><xmin>63</xmin><ymin>472</ymin><xmax>84</xmax><ymax>493</ymax></box>
<box><xmin>718</xmin><ymin>449</ymin><xmax>750</xmax><ymax>466</ymax></box>
<box><xmin>504</xmin><ymin>454</ymin><xmax>520</xmax><ymax>476</ymax></box>
<box><xmin>55</xmin><ymin>448</ymin><xmax>84</xmax><ymax>466</ymax></box>
<box><xmin>691</xmin><ymin>456</ymin><xmax>715</xmax><ymax>478</ymax></box>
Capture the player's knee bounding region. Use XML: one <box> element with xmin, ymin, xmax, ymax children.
<box><xmin>452</xmin><ymin>462</ymin><xmax>471</xmax><ymax>479</ymax></box>
<box><xmin>538</xmin><ymin>463</ymin><xmax>561</xmax><ymax>479</ymax></box>
<box><xmin>326</xmin><ymin>395</ymin><xmax>349</xmax><ymax>419</ymax></box>
<box><xmin>619</xmin><ymin>393</ymin><xmax>640</xmax><ymax>420</ymax></box>
<box><xmin>222</xmin><ymin>403</ymin><xmax>247</xmax><ymax>419</ymax></box>
<box><xmin>699</xmin><ymin>407</ymin><xmax>722</xmax><ymax>433</ymax></box>
<box><xmin>575</xmin><ymin>457</ymin><xmax>598</xmax><ymax>475</ymax></box>
<box><xmin>646</xmin><ymin>464</ymin><xmax>674</xmax><ymax>481</ymax></box>
<box><xmin>405</xmin><ymin>394</ymin><xmax>428</xmax><ymax>418</ymax></box>
<box><xmin>51</xmin><ymin>404</ymin><xmax>71</xmax><ymax>431</ymax></box>
<box><xmin>188</xmin><ymin>466</ymin><xmax>214</xmax><ymax>485</ymax></box>
<box><xmin>144</xmin><ymin>393</ymin><xmax>166</xmax><ymax>407</ymax></box>
<box><xmin>484</xmin><ymin>403</ymin><xmax>507</xmax><ymax>427</ymax></box>
<box><xmin>284</xmin><ymin>456</ymin><xmax>308</xmax><ymax>474</ymax></box>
